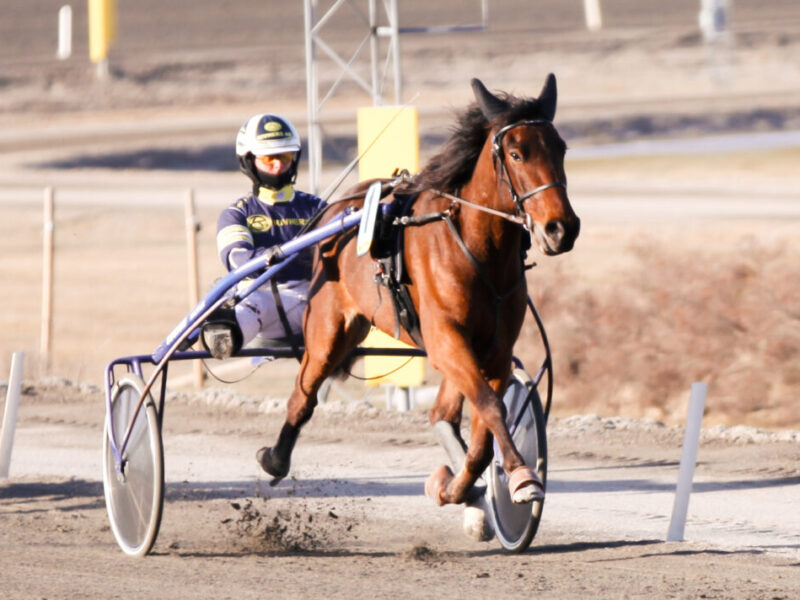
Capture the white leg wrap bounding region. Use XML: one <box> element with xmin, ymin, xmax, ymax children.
<box><xmin>463</xmin><ymin>496</ymin><xmax>494</xmax><ymax>542</ymax></box>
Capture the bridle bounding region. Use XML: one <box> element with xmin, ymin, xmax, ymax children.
<box><xmin>491</xmin><ymin>118</ymin><xmax>567</xmax><ymax>231</ymax></box>
<box><xmin>427</xmin><ymin>119</ymin><xmax>567</xmax><ymax>232</ymax></box>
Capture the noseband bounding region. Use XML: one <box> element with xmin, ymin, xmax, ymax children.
<box><xmin>491</xmin><ymin>119</ymin><xmax>567</xmax><ymax>227</ymax></box>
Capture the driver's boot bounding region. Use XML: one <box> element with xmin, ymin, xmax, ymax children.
<box><xmin>200</xmin><ymin>301</ymin><xmax>243</xmax><ymax>360</ymax></box>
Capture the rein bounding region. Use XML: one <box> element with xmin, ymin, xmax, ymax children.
<box><xmin>429</xmin><ymin>189</ymin><xmax>527</xmax><ymax>226</ymax></box>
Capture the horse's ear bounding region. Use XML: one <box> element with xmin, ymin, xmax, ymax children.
<box><xmin>471</xmin><ymin>78</ymin><xmax>508</xmax><ymax>120</ymax></box>
<box><xmin>537</xmin><ymin>73</ymin><xmax>557</xmax><ymax>121</ymax></box>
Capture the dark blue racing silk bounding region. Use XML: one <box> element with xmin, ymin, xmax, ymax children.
<box><xmin>216</xmin><ymin>185</ymin><xmax>325</xmax><ymax>282</ymax></box>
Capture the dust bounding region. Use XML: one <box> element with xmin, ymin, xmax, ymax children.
<box><xmin>223</xmin><ymin>497</ymin><xmax>357</xmax><ymax>554</ymax></box>
<box><xmin>403</xmin><ymin>543</ymin><xmax>441</xmax><ymax>563</ymax></box>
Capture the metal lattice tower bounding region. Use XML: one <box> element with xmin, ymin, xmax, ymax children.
<box><xmin>303</xmin><ymin>0</ymin><xmax>488</xmax><ymax>195</ymax></box>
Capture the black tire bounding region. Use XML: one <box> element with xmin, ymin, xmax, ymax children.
<box><xmin>485</xmin><ymin>369</ymin><xmax>548</xmax><ymax>553</ymax></box>
<box><xmin>102</xmin><ymin>374</ymin><xmax>164</xmax><ymax>557</ymax></box>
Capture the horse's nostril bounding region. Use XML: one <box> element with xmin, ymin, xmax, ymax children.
<box><xmin>545</xmin><ymin>220</ymin><xmax>565</xmax><ymax>242</ymax></box>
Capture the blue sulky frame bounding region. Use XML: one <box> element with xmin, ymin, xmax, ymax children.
<box><xmin>103</xmin><ymin>201</ymin><xmax>553</xmax><ymax>481</ymax></box>
<box><xmin>104</xmin><ymin>205</ymin><xmax>425</xmax><ymax>477</ymax></box>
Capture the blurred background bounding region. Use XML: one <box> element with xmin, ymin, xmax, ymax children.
<box><xmin>1</xmin><ymin>0</ymin><xmax>799</xmax><ymax>427</ymax></box>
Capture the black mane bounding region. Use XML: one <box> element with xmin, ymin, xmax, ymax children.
<box><xmin>405</xmin><ymin>92</ymin><xmax>549</xmax><ymax>194</ymax></box>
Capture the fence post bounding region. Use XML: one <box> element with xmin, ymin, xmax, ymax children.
<box><xmin>667</xmin><ymin>382</ymin><xmax>707</xmax><ymax>541</ymax></box>
<box><xmin>185</xmin><ymin>189</ymin><xmax>205</xmax><ymax>389</ymax></box>
<box><xmin>41</xmin><ymin>187</ymin><xmax>55</xmax><ymax>369</ymax></box>
<box><xmin>0</xmin><ymin>352</ymin><xmax>26</xmax><ymax>478</ymax></box>
<box><xmin>584</xmin><ymin>0</ymin><xmax>603</xmax><ymax>31</ymax></box>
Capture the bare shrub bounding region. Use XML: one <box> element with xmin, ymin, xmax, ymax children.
<box><xmin>518</xmin><ymin>234</ymin><xmax>800</xmax><ymax>428</ymax></box>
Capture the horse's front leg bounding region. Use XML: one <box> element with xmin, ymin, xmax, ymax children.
<box><xmin>425</xmin><ymin>327</ymin><xmax>542</xmax><ymax>505</ymax></box>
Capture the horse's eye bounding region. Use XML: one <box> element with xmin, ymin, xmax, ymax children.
<box><xmin>509</xmin><ymin>151</ymin><xmax>522</xmax><ymax>162</ymax></box>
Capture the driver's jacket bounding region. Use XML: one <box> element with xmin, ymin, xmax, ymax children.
<box><xmin>216</xmin><ymin>186</ymin><xmax>325</xmax><ymax>283</ymax></box>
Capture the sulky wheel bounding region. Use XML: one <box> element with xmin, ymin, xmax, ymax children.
<box><xmin>102</xmin><ymin>374</ymin><xmax>164</xmax><ymax>557</ymax></box>
<box><xmin>485</xmin><ymin>369</ymin><xmax>548</xmax><ymax>553</ymax></box>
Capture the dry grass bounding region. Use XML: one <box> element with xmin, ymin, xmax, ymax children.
<box><xmin>518</xmin><ymin>225</ymin><xmax>800</xmax><ymax>428</ymax></box>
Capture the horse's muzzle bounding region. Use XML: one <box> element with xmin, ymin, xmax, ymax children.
<box><xmin>537</xmin><ymin>216</ymin><xmax>580</xmax><ymax>255</ymax></box>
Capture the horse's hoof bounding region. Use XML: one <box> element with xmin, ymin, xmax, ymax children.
<box><xmin>256</xmin><ymin>446</ymin><xmax>289</xmax><ymax>485</ymax></box>
<box><xmin>463</xmin><ymin>502</ymin><xmax>494</xmax><ymax>542</ymax></box>
<box><xmin>508</xmin><ymin>466</ymin><xmax>545</xmax><ymax>504</ymax></box>
<box><xmin>425</xmin><ymin>465</ymin><xmax>454</xmax><ymax>506</ymax></box>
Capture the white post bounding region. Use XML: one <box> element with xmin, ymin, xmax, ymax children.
<box><xmin>184</xmin><ymin>189</ymin><xmax>205</xmax><ymax>389</ymax></box>
<box><xmin>41</xmin><ymin>187</ymin><xmax>55</xmax><ymax>368</ymax></box>
<box><xmin>0</xmin><ymin>352</ymin><xmax>26</xmax><ymax>478</ymax></box>
<box><xmin>57</xmin><ymin>5</ymin><xmax>73</xmax><ymax>60</ymax></box>
<box><xmin>584</xmin><ymin>0</ymin><xmax>603</xmax><ymax>31</ymax></box>
<box><xmin>699</xmin><ymin>0</ymin><xmax>730</xmax><ymax>42</ymax></box>
<box><xmin>667</xmin><ymin>382</ymin><xmax>707</xmax><ymax>542</ymax></box>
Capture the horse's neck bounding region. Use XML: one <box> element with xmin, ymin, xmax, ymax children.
<box><xmin>457</xmin><ymin>154</ymin><xmax>523</xmax><ymax>264</ymax></box>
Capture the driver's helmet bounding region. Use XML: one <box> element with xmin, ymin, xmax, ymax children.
<box><xmin>236</xmin><ymin>113</ymin><xmax>302</xmax><ymax>190</ymax></box>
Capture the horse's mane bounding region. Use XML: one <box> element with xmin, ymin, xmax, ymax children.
<box><xmin>403</xmin><ymin>92</ymin><xmax>548</xmax><ymax>194</ymax></box>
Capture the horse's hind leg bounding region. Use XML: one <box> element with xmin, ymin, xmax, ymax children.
<box><xmin>426</xmin><ymin>380</ymin><xmax>497</xmax><ymax>507</ymax></box>
<box><xmin>427</xmin><ymin>379</ymin><xmax>495</xmax><ymax>540</ymax></box>
<box><xmin>429</xmin><ymin>379</ymin><xmax>467</xmax><ymax>467</ymax></box>
<box><xmin>257</xmin><ymin>294</ymin><xmax>370</xmax><ymax>484</ymax></box>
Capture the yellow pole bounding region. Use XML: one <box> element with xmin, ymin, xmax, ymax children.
<box><xmin>356</xmin><ymin>106</ymin><xmax>425</xmax><ymax>399</ymax></box>
<box><xmin>88</xmin><ymin>0</ymin><xmax>116</xmax><ymax>75</ymax></box>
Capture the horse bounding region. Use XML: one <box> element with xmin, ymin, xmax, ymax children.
<box><xmin>257</xmin><ymin>73</ymin><xmax>580</xmax><ymax>535</ymax></box>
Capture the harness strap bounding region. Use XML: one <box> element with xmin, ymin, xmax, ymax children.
<box><xmin>270</xmin><ymin>279</ymin><xmax>303</xmax><ymax>362</ymax></box>
<box><xmin>394</xmin><ymin>209</ymin><xmax>452</xmax><ymax>227</ymax></box>
<box><xmin>431</xmin><ymin>189</ymin><xmax>526</xmax><ymax>226</ymax></box>
<box><xmin>443</xmin><ymin>214</ymin><xmax>526</xmax><ymax>364</ymax></box>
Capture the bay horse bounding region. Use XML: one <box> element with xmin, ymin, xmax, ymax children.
<box><xmin>258</xmin><ymin>74</ymin><xmax>580</xmax><ymax>531</ymax></box>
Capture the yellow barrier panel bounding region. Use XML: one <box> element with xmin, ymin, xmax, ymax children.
<box><xmin>357</xmin><ymin>106</ymin><xmax>419</xmax><ymax>180</ymax></box>
<box><xmin>356</xmin><ymin>105</ymin><xmax>424</xmax><ymax>387</ymax></box>
<box><xmin>362</xmin><ymin>328</ymin><xmax>425</xmax><ymax>387</ymax></box>
<box><xmin>88</xmin><ymin>0</ymin><xmax>117</xmax><ymax>63</ymax></box>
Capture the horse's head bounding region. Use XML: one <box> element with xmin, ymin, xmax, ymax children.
<box><xmin>472</xmin><ymin>75</ymin><xmax>580</xmax><ymax>256</ymax></box>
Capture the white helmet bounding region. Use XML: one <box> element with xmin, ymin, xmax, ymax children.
<box><xmin>236</xmin><ymin>113</ymin><xmax>301</xmax><ymax>190</ymax></box>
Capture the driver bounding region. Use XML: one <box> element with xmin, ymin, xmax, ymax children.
<box><xmin>201</xmin><ymin>113</ymin><xmax>325</xmax><ymax>359</ymax></box>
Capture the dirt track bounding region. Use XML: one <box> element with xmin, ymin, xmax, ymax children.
<box><xmin>2</xmin><ymin>381</ymin><xmax>800</xmax><ymax>599</ymax></box>
<box><xmin>2</xmin><ymin>1</ymin><xmax>800</xmax><ymax>598</ymax></box>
